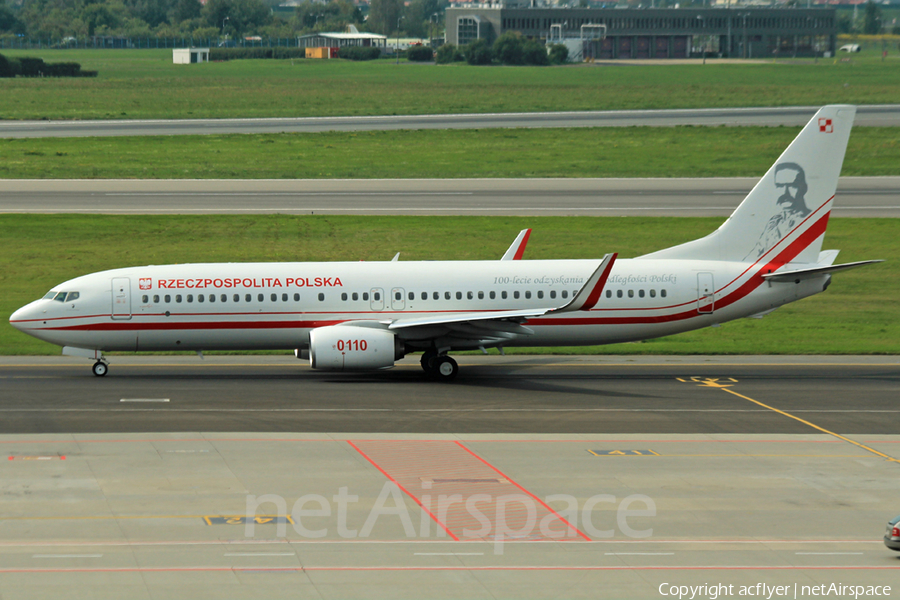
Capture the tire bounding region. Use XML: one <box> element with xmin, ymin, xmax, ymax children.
<box><xmin>92</xmin><ymin>361</ymin><xmax>108</xmax><ymax>377</ymax></box>
<box><xmin>420</xmin><ymin>350</ymin><xmax>437</xmax><ymax>372</ymax></box>
<box><xmin>433</xmin><ymin>356</ymin><xmax>458</xmax><ymax>381</ymax></box>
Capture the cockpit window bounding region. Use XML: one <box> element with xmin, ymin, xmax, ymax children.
<box><xmin>43</xmin><ymin>291</ymin><xmax>57</xmax><ymax>300</ymax></box>
<box><xmin>65</xmin><ymin>292</ymin><xmax>80</xmax><ymax>302</ymax></box>
<box><xmin>44</xmin><ymin>291</ymin><xmax>79</xmax><ymax>302</ymax></box>
<box><xmin>53</xmin><ymin>292</ymin><xmax>67</xmax><ymax>302</ymax></box>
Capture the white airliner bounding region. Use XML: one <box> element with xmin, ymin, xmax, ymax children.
<box><xmin>9</xmin><ymin>105</ymin><xmax>881</xmax><ymax>380</ymax></box>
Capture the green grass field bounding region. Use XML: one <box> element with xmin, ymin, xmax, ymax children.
<box><xmin>1</xmin><ymin>215</ymin><xmax>895</xmax><ymax>356</ymax></box>
<box><xmin>2</xmin><ymin>126</ymin><xmax>898</xmax><ymax>179</ymax></box>
<box><xmin>1</xmin><ymin>49</ymin><xmax>900</xmax><ymax>120</ymax></box>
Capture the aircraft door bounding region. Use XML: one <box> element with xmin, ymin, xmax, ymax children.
<box><xmin>697</xmin><ymin>272</ymin><xmax>714</xmax><ymax>314</ymax></box>
<box><xmin>391</xmin><ymin>287</ymin><xmax>405</xmax><ymax>311</ymax></box>
<box><xmin>370</xmin><ymin>288</ymin><xmax>384</xmax><ymax>311</ymax></box>
<box><xmin>111</xmin><ymin>277</ymin><xmax>132</xmax><ymax>320</ymax></box>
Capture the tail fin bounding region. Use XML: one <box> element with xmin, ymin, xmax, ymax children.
<box><xmin>639</xmin><ymin>105</ymin><xmax>856</xmax><ymax>264</ymax></box>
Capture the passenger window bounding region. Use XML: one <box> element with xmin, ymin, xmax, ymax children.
<box><xmin>187</xmin><ymin>294</ymin><xmax>193</xmax><ymax>303</ymax></box>
<box><xmin>341</xmin><ymin>293</ymin><xmax>348</xmax><ymax>301</ymax></box>
<box><xmin>222</xmin><ymin>294</ymin><xmax>227</xmax><ymax>303</ymax></box>
<box><xmin>164</xmin><ymin>295</ymin><xmax>171</xmax><ymax>303</ymax></box>
<box><xmin>639</xmin><ymin>290</ymin><xmax>645</xmax><ymax>298</ymax></box>
<box><xmin>176</xmin><ymin>295</ymin><xmax>182</xmax><ymax>303</ymax></box>
<box><xmin>318</xmin><ymin>293</ymin><xmax>325</xmax><ymax>301</ymax></box>
<box><xmin>606</xmin><ymin>290</ymin><xmax>612</xmax><ymax>298</ymax></box>
<box><xmin>501</xmin><ymin>291</ymin><xmax>508</xmax><ymax>300</ymax></box>
<box><xmin>445</xmin><ymin>292</ymin><xmax>451</xmax><ymax>300</ymax></box>
<box><xmin>198</xmin><ymin>294</ymin><xmax>205</xmax><ymax>303</ymax></box>
<box><xmin>617</xmin><ymin>290</ymin><xmax>623</xmax><ymax>298</ymax></box>
<box><xmin>245</xmin><ymin>294</ymin><xmax>251</xmax><ymax>302</ymax></box>
<box><xmin>650</xmin><ymin>289</ymin><xmax>656</xmax><ymax>298</ymax></box>
<box><xmin>374</xmin><ymin>292</ymin><xmax>381</xmax><ymax>301</ymax></box>
<box><xmin>421</xmin><ymin>292</ymin><xmax>427</xmax><ymax>301</ymax></box>
<box><xmin>661</xmin><ymin>289</ymin><xmax>667</xmax><ymax>298</ymax></box>
<box><xmin>208</xmin><ymin>294</ymin><xmax>214</xmax><ymax>303</ymax></box>
<box><xmin>478</xmin><ymin>291</ymin><xmax>484</xmax><ymax>299</ymax></box>
<box><xmin>525</xmin><ymin>291</ymin><xmax>531</xmax><ymax>299</ymax></box>
<box><xmin>258</xmin><ymin>294</ymin><xmax>263</xmax><ymax>302</ymax></box>
<box><xmin>467</xmin><ymin>291</ymin><xmax>473</xmax><ymax>300</ymax></box>
<box><xmin>270</xmin><ymin>293</ymin><xmax>277</xmax><ymax>302</ymax></box>
<box><xmin>395</xmin><ymin>291</ymin><xmax>402</xmax><ymax>301</ymax></box>
<box><xmin>409</xmin><ymin>292</ymin><xmax>414</xmax><ymax>301</ymax></box>
<box><xmin>152</xmin><ymin>295</ymin><xmax>159</xmax><ymax>303</ymax></box>
<box><xmin>433</xmin><ymin>292</ymin><xmax>439</xmax><ymax>300</ymax></box>
<box><xmin>363</xmin><ymin>292</ymin><xmax>369</xmax><ymax>301</ymax></box>
<box><xmin>490</xmin><ymin>291</ymin><xmax>496</xmax><ymax>300</ymax></box>
<box><xmin>142</xmin><ymin>295</ymin><xmax>149</xmax><ymax>304</ymax></box>
<box><xmin>282</xmin><ymin>293</ymin><xmax>288</xmax><ymax>302</ymax></box>
<box><xmin>628</xmin><ymin>289</ymin><xmax>634</xmax><ymax>298</ymax></box>
<box><xmin>234</xmin><ymin>294</ymin><xmax>240</xmax><ymax>302</ymax></box>
<box><xmin>550</xmin><ymin>291</ymin><xmax>556</xmax><ymax>299</ymax></box>
<box><xmin>454</xmin><ymin>291</ymin><xmax>460</xmax><ymax>300</ymax></box>
<box><xmin>562</xmin><ymin>291</ymin><xmax>568</xmax><ymax>299</ymax></box>
<box><xmin>352</xmin><ymin>292</ymin><xmax>359</xmax><ymax>301</ymax></box>
<box><xmin>537</xmin><ymin>291</ymin><xmax>543</xmax><ymax>299</ymax></box>
<box><xmin>513</xmin><ymin>291</ymin><xmax>520</xmax><ymax>299</ymax></box>
<box><xmin>294</xmin><ymin>293</ymin><xmax>300</xmax><ymax>301</ymax></box>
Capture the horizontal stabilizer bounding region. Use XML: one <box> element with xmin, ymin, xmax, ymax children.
<box><xmin>762</xmin><ymin>260</ymin><xmax>883</xmax><ymax>282</ymax></box>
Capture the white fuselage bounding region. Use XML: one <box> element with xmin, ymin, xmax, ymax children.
<box><xmin>9</xmin><ymin>257</ymin><xmax>827</xmax><ymax>353</ymax></box>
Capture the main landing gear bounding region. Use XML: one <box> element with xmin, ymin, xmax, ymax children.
<box><xmin>92</xmin><ymin>361</ymin><xmax>108</xmax><ymax>377</ymax></box>
<box><xmin>420</xmin><ymin>350</ymin><xmax>458</xmax><ymax>381</ymax></box>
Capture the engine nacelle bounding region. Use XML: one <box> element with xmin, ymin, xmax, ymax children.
<box><xmin>309</xmin><ymin>325</ymin><xmax>403</xmax><ymax>371</ymax></box>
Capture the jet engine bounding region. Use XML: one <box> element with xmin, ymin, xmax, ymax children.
<box><xmin>309</xmin><ymin>325</ymin><xmax>404</xmax><ymax>371</ymax></box>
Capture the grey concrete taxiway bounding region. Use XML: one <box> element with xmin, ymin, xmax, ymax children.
<box><xmin>3</xmin><ymin>105</ymin><xmax>900</xmax><ymax>139</ymax></box>
<box><xmin>2</xmin><ymin>356</ymin><xmax>898</xmax><ymax>599</ymax></box>
<box><xmin>2</xmin><ymin>177</ymin><xmax>899</xmax><ymax>217</ymax></box>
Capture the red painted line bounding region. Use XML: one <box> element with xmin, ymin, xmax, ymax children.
<box><xmin>0</xmin><ymin>565</ymin><xmax>895</xmax><ymax>574</ymax></box>
<box><xmin>0</xmin><ymin>438</ymin><xmax>852</xmax><ymax>445</ymax></box>
<box><xmin>346</xmin><ymin>440</ymin><xmax>459</xmax><ymax>542</ymax></box>
<box><xmin>512</xmin><ymin>229</ymin><xmax>531</xmax><ymax>261</ymax></box>
<box><xmin>453</xmin><ymin>441</ymin><xmax>591</xmax><ymax>542</ymax></box>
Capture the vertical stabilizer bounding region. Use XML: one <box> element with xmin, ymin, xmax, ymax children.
<box><xmin>639</xmin><ymin>105</ymin><xmax>856</xmax><ymax>265</ymax></box>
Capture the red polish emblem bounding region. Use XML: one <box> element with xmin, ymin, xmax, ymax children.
<box><xmin>139</xmin><ymin>278</ymin><xmax>152</xmax><ymax>290</ymax></box>
<box><xmin>818</xmin><ymin>118</ymin><xmax>833</xmax><ymax>133</ymax></box>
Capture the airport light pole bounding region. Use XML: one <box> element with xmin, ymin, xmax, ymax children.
<box><xmin>396</xmin><ymin>15</ymin><xmax>404</xmax><ymax>65</ymax></box>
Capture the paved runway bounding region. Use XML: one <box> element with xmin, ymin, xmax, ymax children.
<box><xmin>0</xmin><ymin>355</ymin><xmax>898</xmax><ymax>599</ymax></box>
<box><xmin>2</xmin><ymin>105</ymin><xmax>900</xmax><ymax>138</ymax></box>
<box><xmin>2</xmin><ymin>177</ymin><xmax>899</xmax><ymax>216</ymax></box>
<box><xmin>1</xmin><ymin>355</ymin><xmax>897</xmax><ymax>435</ymax></box>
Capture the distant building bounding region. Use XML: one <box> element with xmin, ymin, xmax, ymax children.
<box><xmin>298</xmin><ymin>26</ymin><xmax>388</xmax><ymax>49</ymax></box>
<box><xmin>446</xmin><ymin>6</ymin><xmax>837</xmax><ymax>59</ymax></box>
<box><xmin>173</xmin><ymin>48</ymin><xmax>210</xmax><ymax>64</ymax></box>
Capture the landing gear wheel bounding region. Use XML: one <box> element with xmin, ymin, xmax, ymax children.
<box><xmin>420</xmin><ymin>350</ymin><xmax>437</xmax><ymax>373</ymax></box>
<box><xmin>433</xmin><ymin>356</ymin><xmax>458</xmax><ymax>381</ymax></box>
<box><xmin>92</xmin><ymin>361</ymin><xmax>108</xmax><ymax>377</ymax></box>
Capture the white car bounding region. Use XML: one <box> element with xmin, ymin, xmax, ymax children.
<box><xmin>839</xmin><ymin>44</ymin><xmax>861</xmax><ymax>53</ymax></box>
<box><xmin>885</xmin><ymin>515</ymin><xmax>900</xmax><ymax>551</ymax></box>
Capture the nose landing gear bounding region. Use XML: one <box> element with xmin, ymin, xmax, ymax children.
<box><xmin>92</xmin><ymin>361</ymin><xmax>108</xmax><ymax>377</ymax></box>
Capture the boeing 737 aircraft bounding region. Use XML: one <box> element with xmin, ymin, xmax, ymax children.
<box><xmin>9</xmin><ymin>105</ymin><xmax>881</xmax><ymax>380</ymax></box>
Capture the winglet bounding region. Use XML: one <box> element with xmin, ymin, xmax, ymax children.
<box><xmin>550</xmin><ymin>253</ymin><xmax>617</xmax><ymax>314</ymax></box>
<box><xmin>501</xmin><ymin>229</ymin><xmax>532</xmax><ymax>261</ymax></box>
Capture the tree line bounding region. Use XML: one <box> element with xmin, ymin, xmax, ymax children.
<box><xmin>0</xmin><ymin>0</ymin><xmax>446</xmax><ymax>42</ymax></box>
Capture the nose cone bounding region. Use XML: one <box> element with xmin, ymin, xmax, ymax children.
<box><xmin>9</xmin><ymin>301</ymin><xmax>41</xmax><ymax>332</ymax></box>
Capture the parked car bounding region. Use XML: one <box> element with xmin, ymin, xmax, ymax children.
<box><xmin>885</xmin><ymin>515</ymin><xmax>900</xmax><ymax>551</ymax></box>
<box><xmin>839</xmin><ymin>44</ymin><xmax>861</xmax><ymax>53</ymax></box>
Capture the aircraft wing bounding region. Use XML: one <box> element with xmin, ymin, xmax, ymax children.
<box><xmin>500</xmin><ymin>229</ymin><xmax>532</xmax><ymax>261</ymax></box>
<box><xmin>386</xmin><ymin>254</ymin><xmax>617</xmax><ymax>344</ymax></box>
<box><xmin>762</xmin><ymin>260</ymin><xmax>883</xmax><ymax>282</ymax></box>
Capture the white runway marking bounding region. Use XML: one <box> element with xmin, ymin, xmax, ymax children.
<box><xmin>119</xmin><ymin>398</ymin><xmax>170</xmax><ymax>403</ymax></box>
